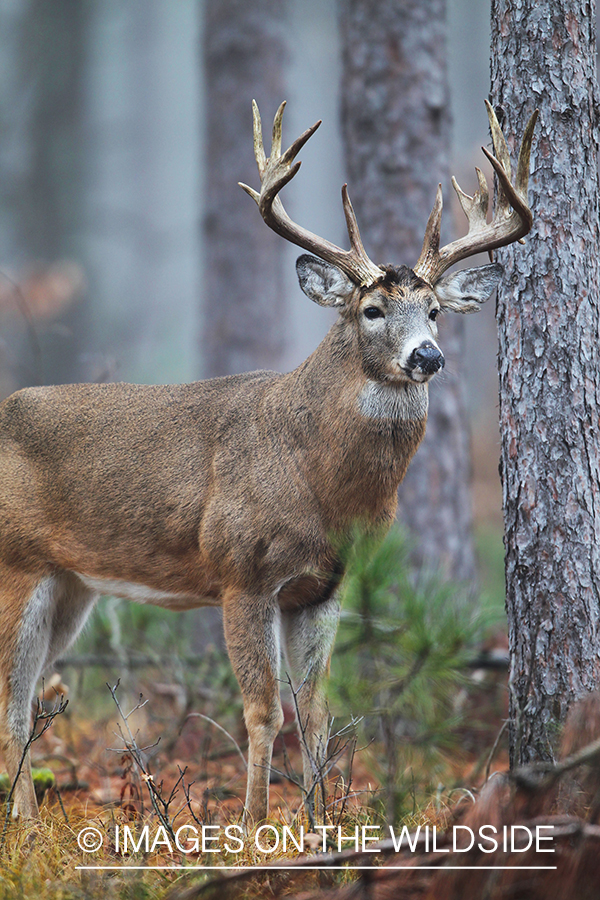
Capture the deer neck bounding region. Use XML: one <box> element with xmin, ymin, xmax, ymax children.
<box><xmin>290</xmin><ymin>319</ymin><xmax>429</xmax><ymax>426</ymax></box>
<box><xmin>277</xmin><ymin>321</ymin><xmax>428</xmax><ymax>527</ymax></box>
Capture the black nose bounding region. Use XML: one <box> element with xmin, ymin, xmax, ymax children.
<box><xmin>410</xmin><ymin>342</ymin><xmax>445</xmax><ymax>374</ymax></box>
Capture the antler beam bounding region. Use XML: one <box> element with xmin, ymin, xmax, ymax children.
<box><xmin>414</xmin><ymin>101</ymin><xmax>538</xmax><ymax>285</ymax></box>
<box><xmin>240</xmin><ymin>100</ymin><xmax>383</xmax><ymax>287</ymax></box>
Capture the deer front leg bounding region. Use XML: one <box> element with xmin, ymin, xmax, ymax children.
<box><xmin>281</xmin><ymin>596</ymin><xmax>340</xmax><ymax>823</ymax></box>
<box><xmin>222</xmin><ymin>590</ymin><xmax>283</xmax><ymax>828</ymax></box>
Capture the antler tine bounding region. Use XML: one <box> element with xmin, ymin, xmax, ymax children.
<box><xmin>484</xmin><ymin>100</ymin><xmax>512</xmax><ymax>217</ymax></box>
<box><xmin>239</xmin><ymin>100</ymin><xmax>268</xmax><ymax>204</ymax></box>
<box><xmin>516</xmin><ymin>108</ymin><xmax>539</xmax><ymax>199</ymax></box>
<box><xmin>340</xmin><ymin>184</ymin><xmax>388</xmax><ymax>283</ymax></box>
<box><xmin>413</xmin><ymin>102</ymin><xmax>538</xmax><ymax>285</ymax></box>
<box><xmin>481</xmin><ymin>145</ymin><xmax>533</xmax><ymax>229</ymax></box>
<box><xmin>451</xmin><ymin>167</ymin><xmax>489</xmax><ymax>230</ymax></box>
<box><xmin>341</xmin><ymin>185</ymin><xmax>367</xmax><ymax>256</ymax></box>
<box><xmin>271</xmin><ymin>100</ymin><xmax>285</xmax><ymax>160</ymax></box>
<box><xmin>279</xmin><ymin>120</ymin><xmax>321</xmax><ymax>168</ymax></box>
<box><xmin>240</xmin><ymin>101</ymin><xmax>383</xmax><ymax>287</ymax></box>
<box><xmin>450</xmin><ymin>167</ymin><xmax>492</xmax><ymax>259</ymax></box>
<box><xmin>252</xmin><ymin>99</ymin><xmax>267</xmax><ymax>175</ymax></box>
<box><xmin>415</xmin><ymin>184</ymin><xmax>443</xmax><ymax>281</ymax></box>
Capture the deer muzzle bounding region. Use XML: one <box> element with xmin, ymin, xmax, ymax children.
<box><xmin>408</xmin><ymin>341</ymin><xmax>445</xmax><ymax>376</ymax></box>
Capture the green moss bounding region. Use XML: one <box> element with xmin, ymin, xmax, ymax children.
<box><xmin>0</xmin><ymin>767</ymin><xmax>55</xmax><ymax>802</ymax></box>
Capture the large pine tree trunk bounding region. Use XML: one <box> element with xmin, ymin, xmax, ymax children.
<box><xmin>339</xmin><ymin>0</ymin><xmax>475</xmax><ymax>582</ymax></box>
<box><xmin>202</xmin><ymin>0</ymin><xmax>287</xmax><ymax>377</ymax></box>
<box><xmin>491</xmin><ymin>1</ymin><xmax>600</xmax><ymax>765</ymax></box>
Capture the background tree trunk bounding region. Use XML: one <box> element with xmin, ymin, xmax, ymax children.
<box><xmin>202</xmin><ymin>0</ymin><xmax>288</xmax><ymax>377</ymax></box>
<box><xmin>0</xmin><ymin>0</ymin><xmax>88</xmax><ymax>388</ymax></box>
<box><xmin>339</xmin><ymin>0</ymin><xmax>476</xmax><ymax>583</ymax></box>
<box><xmin>200</xmin><ymin>0</ymin><xmax>288</xmax><ymax>651</ymax></box>
<box><xmin>491</xmin><ymin>0</ymin><xmax>600</xmax><ymax>765</ymax></box>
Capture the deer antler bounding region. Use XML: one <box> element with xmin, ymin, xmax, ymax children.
<box><xmin>414</xmin><ymin>101</ymin><xmax>538</xmax><ymax>285</ymax></box>
<box><xmin>239</xmin><ymin>100</ymin><xmax>384</xmax><ymax>287</ymax></box>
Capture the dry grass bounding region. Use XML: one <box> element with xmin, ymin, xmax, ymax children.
<box><xmin>0</xmin><ymin>699</ymin><xmax>384</xmax><ymax>899</ymax></box>
<box><xmin>0</xmin><ymin>594</ymin><xmax>510</xmax><ymax>899</ymax></box>
<box><xmin>0</xmin><ymin>795</ymin><xmax>383</xmax><ymax>899</ymax></box>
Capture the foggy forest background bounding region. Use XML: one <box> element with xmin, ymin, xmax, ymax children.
<box><xmin>0</xmin><ymin>0</ymin><xmax>503</xmax><ymax>589</ymax></box>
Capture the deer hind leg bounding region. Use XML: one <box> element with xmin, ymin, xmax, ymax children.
<box><xmin>0</xmin><ymin>567</ymin><xmax>96</xmax><ymax>818</ymax></box>
<box><xmin>222</xmin><ymin>590</ymin><xmax>284</xmax><ymax>828</ymax></box>
<box><xmin>281</xmin><ymin>596</ymin><xmax>340</xmax><ymax>822</ymax></box>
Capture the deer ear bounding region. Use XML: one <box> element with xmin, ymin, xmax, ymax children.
<box><xmin>296</xmin><ymin>255</ymin><xmax>356</xmax><ymax>307</ymax></box>
<box><xmin>433</xmin><ymin>262</ymin><xmax>503</xmax><ymax>313</ymax></box>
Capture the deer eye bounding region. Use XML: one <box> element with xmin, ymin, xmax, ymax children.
<box><xmin>364</xmin><ymin>306</ymin><xmax>384</xmax><ymax>320</ymax></box>
<box><xmin>429</xmin><ymin>307</ymin><xmax>440</xmax><ymax>322</ymax></box>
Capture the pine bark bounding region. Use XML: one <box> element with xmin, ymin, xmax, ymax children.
<box><xmin>339</xmin><ymin>0</ymin><xmax>475</xmax><ymax>582</ymax></box>
<box><xmin>491</xmin><ymin>0</ymin><xmax>600</xmax><ymax>765</ymax></box>
<box><xmin>202</xmin><ymin>0</ymin><xmax>287</xmax><ymax>377</ymax></box>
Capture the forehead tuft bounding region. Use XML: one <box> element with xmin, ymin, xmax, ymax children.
<box><xmin>375</xmin><ymin>265</ymin><xmax>414</xmax><ymax>289</ymax></box>
<box><xmin>360</xmin><ymin>265</ymin><xmax>433</xmax><ymax>302</ymax></box>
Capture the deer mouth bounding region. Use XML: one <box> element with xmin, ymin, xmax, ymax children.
<box><xmin>400</xmin><ymin>341</ymin><xmax>445</xmax><ymax>383</ymax></box>
<box><xmin>405</xmin><ymin>368</ymin><xmax>437</xmax><ymax>384</ymax></box>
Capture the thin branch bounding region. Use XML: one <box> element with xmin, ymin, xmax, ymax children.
<box><xmin>484</xmin><ymin>719</ymin><xmax>509</xmax><ymax>783</ymax></box>
<box><xmin>183</xmin><ymin>713</ymin><xmax>247</xmax><ymax>771</ymax></box>
<box><xmin>514</xmin><ymin>732</ymin><xmax>600</xmax><ymax>792</ymax></box>
<box><xmin>0</xmin><ymin>690</ymin><xmax>68</xmax><ymax>850</ymax></box>
<box><xmin>107</xmin><ymin>681</ymin><xmax>176</xmax><ymax>840</ymax></box>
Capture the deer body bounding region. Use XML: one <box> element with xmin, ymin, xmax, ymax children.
<box><xmin>0</xmin><ymin>101</ymin><xmax>536</xmax><ymax>824</ymax></box>
<box><xmin>0</xmin><ymin>320</ymin><xmax>425</xmax><ymax>606</ymax></box>
<box><xmin>0</xmin><ymin>304</ymin><xmax>427</xmax><ymax>822</ymax></box>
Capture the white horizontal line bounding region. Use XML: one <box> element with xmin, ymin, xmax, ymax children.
<box><xmin>76</xmin><ymin>865</ymin><xmax>558</xmax><ymax>871</ymax></box>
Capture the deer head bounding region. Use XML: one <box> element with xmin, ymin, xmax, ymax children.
<box><xmin>240</xmin><ymin>100</ymin><xmax>537</xmax><ymax>386</ymax></box>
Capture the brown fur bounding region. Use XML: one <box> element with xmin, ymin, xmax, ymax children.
<box><xmin>0</xmin><ymin>215</ymin><xmax>503</xmax><ymax>824</ymax></box>
<box><xmin>0</xmin><ymin>302</ymin><xmax>430</xmax><ymax>823</ymax></box>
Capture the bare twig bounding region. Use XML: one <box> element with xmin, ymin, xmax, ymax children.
<box><xmin>279</xmin><ymin>671</ymin><xmax>362</xmax><ymax>830</ymax></box>
<box><xmin>484</xmin><ymin>718</ymin><xmax>509</xmax><ymax>783</ymax></box>
<box><xmin>514</xmin><ymin>731</ymin><xmax>600</xmax><ymax>792</ymax></box>
<box><xmin>183</xmin><ymin>713</ymin><xmax>247</xmax><ymax>771</ymax></box>
<box><xmin>53</xmin><ymin>783</ymin><xmax>69</xmax><ymax>824</ymax></box>
<box><xmin>107</xmin><ymin>680</ymin><xmax>177</xmax><ymax>840</ymax></box>
<box><xmin>0</xmin><ymin>689</ymin><xmax>68</xmax><ymax>850</ymax></box>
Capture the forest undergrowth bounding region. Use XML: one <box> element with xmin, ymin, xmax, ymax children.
<box><xmin>0</xmin><ymin>527</ymin><xmax>513</xmax><ymax>899</ymax></box>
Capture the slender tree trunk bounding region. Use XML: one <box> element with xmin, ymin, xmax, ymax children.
<box><xmin>200</xmin><ymin>1</ymin><xmax>288</xmax><ymax>654</ymax></box>
<box><xmin>202</xmin><ymin>0</ymin><xmax>287</xmax><ymax>377</ymax></box>
<box><xmin>339</xmin><ymin>0</ymin><xmax>475</xmax><ymax>583</ymax></box>
<box><xmin>491</xmin><ymin>0</ymin><xmax>600</xmax><ymax>765</ymax></box>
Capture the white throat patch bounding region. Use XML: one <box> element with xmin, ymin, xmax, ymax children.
<box><xmin>358</xmin><ymin>380</ymin><xmax>428</xmax><ymax>421</ymax></box>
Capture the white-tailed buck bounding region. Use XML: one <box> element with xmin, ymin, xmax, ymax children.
<box><xmin>0</xmin><ymin>100</ymin><xmax>536</xmax><ymax>825</ymax></box>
